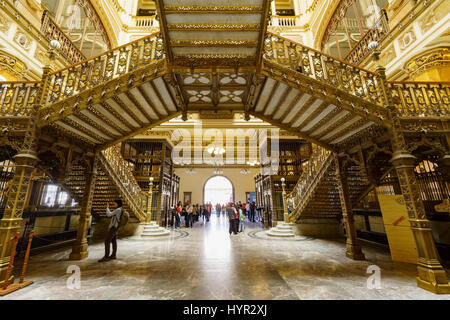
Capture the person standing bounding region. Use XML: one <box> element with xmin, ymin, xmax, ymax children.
<box><xmin>227</xmin><ymin>203</ymin><xmax>238</xmax><ymax>235</ymax></box>
<box><xmin>206</xmin><ymin>202</ymin><xmax>211</xmax><ymax>222</ymax></box>
<box><xmin>250</xmin><ymin>201</ymin><xmax>256</xmax><ymax>222</ymax></box>
<box><xmin>193</xmin><ymin>204</ymin><xmax>198</xmax><ymax>223</ymax></box>
<box><xmin>216</xmin><ymin>203</ymin><xmax>221</xmax><ymax>217</ymax></box>
<box><xmin>239</xmin><ymin>204</ymin><xmax>246</xmax><ymax>233</ymax></box>
<box><xmin>175</xmin><ymin>201</ymin><xmax>182</xmax><ymax>230</ymax></box>
<box><xmin>99</xmin><ymin>199</ymin><xmax>122</xmax><ymax>262</ymax></box>
<box><xmin>186</xmin><ymin>201</ymin><xmax>193</xmax><ymax>227</ymax></box>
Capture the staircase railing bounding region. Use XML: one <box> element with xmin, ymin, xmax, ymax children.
<box><xmin>389</xmin><ymin>81</ymin><xmax>450</xmax><ymax>117</ymax></box>
<box><xmin>263</xmin><ymin>32</ymin><xmax>383</xmax><ymax>107</ymax></box>
<box><xmin>41</xmin><ymin>10</ymin><xmax>86</xmax><ymax>65</ymax></box>
<box><xmin>287</xmin><ymin>147</ymin><xmax>334</xmax><ymax>222</ymax></box>
<box><xmin>0</xmin><ymin>82</ymin><xmax>40</xmax><ymax>117</ymax></box>
<box><xmin>44</xmin><ymin>32</ymin><xmax>164</xmax><ymax>106</ymax></box>
<box><xmin>344</xmin><ymin>10</ymin><xmax>390</xmax><ymax>66</ymax></box>
<box><xmin>99</xmin><ymin>145</ymin><xmax>146</xmax><ymax>222</ymax></box>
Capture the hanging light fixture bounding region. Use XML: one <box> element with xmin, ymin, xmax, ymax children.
<box><xmin>186</xmin><ymin>168</ymin><xmax>196</xmax><ymax>174</ymax></box>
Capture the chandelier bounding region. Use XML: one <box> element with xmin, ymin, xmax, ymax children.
<box><xmin>246</xmin><ymin>160</ymin><xmax>260</xmax><ymax>166</ymax></box>
<box><xmin>207</xmin><ymin>145</ymin><xmax>225</xmax><ymax>155</ymax></box>
<box><xmin>186</xmin><ymin>168</ymin><xmax>196</xmax><ymax>174</ymax></box>
<box><xmin>240</xmin><ymin>169</ymin><xmax>251</xmax><ymax>174</ymax></box>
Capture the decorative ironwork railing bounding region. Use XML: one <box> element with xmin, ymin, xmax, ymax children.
<box><xmin>389</xmin><ymin>82</ymin><xmax>450</xmax><ymax>117</ymax></box>
<box><xmin>0</xmin><ymin>82</ymin><xmax>40</xmax><ymax>117</ymax></box>
<box><xmin>263</xmin><ymin>32</ymin><xmax>383</xmax><ymax>107</ymax></box>
<box><xmin>100</xmin><ymin>145</ymin><xmax>146</xmax><ymax>222</ymax></box>
<box><xmin>344</xmin><ymin>10</ymin><xmax>390</xmax><ymax>66</ymax></box>
<box><xmin>287</xmin><ymin>147</ymin><xmax>334</xmax><ymax>221</ymax></box>
<box><xmin>132</xmin><ymin>15</ymin><xmax>159</xmax><ymax>27</ymax></box>
<box><xmin>44</xmin><ymin>32</ymin><xmax>164</xmax><ymax>106</ymax></box>
<box><xmin>41</xmin><ymin>10</ymin><xmax>86</xmax><ymax>65</ymax></box>
<box><xmin>268</xmin><ymin>15</ymin><xmax>300</xmax><ymax>27</ymax></box>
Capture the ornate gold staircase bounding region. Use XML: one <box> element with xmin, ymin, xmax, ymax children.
<box><xmin>287</xmin><ymin>147</ymin><xmax>339</xmax><ymax>221</ymax></box>
<box><xmin>288</xmin><ymin>147</ymin><xmax>376</xmax><ymax>222</ymax></box>
<box><xmin>62</xmin><ymin>146</ymin><xmax>146</xmax><ymax>222</ymax></box>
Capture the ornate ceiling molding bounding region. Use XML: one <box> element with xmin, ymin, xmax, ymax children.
<box><xmin>404</xmin><ymin>47</ymin><xmax>450</xmax><ymax>79</ymax></box>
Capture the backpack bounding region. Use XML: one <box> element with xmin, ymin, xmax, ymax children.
<box><xmin>119</xmin><ymin>209</ymin><xmax>129</xmax><ymax>227</ymax></box>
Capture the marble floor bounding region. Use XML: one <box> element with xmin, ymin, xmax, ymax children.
<box><xmin>3</xmin><ymin>214</ymin><xmax>450</xmax><ymax>300</ymax></box>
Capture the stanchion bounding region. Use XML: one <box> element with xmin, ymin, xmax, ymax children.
<box><xmin>0</xmin><ymin>232</ymin><xmax>20</xmax><ymax>295</ymax></box>
<box><xmin>18</xmin><ymin>230</ymin><xmax>34</xmax><ymax>288</ymax></box>
<box><xmin>0</xmin><ymin>231</ymin><xmax>34</xmax><ymax>296</ymax></box>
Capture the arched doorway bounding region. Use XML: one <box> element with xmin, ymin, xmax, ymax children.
<box><xmin>203</xmin><ymin>175</ymin><xmax>234</xmax><ymax>205</ymax></box>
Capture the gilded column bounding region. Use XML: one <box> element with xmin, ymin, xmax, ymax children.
<box><xmin>69</xmin><ymin>154</ymin><xmax>98</xmax><ymax>260</ymax></box>
<box><xmin>280</xmin><ymin>177</ymin><xmax>289</xmax><ymax>222</ymax></box>
<box><xmin>0</xmin><ymin>109</ymin><xmax>39</xmax><ymax>286</ymax></box>
<box><xmin>376</xmin><ymin>62</ymin><xmax>450</xmax><ymax>293</ymax></box>
<box><xmin>335</xmin><ymin>156</ymin><xmax>365</xmax><ymax>260</ymax></box>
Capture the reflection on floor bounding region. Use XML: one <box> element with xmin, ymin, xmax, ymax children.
<box><xmin>4</xmin><ymin>214</ymin><xmax>450</xmax><ymax>300</ymax></box>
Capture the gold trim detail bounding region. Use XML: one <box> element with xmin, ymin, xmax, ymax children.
<box><xmin>170</xmin><ymin>40</ymin><xmax>258</xmax><ymax>47</ymax></box>
<box><xmin>167</xmin><ymin>24</ymin><xmax>260</xmax><ymax>31</ymax></box>
<box><xmin>164</xmin><ymin>5</ymin><xmax>263</xmax><ymax>13</ymax></box>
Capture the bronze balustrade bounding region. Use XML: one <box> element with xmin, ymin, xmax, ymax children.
<box><xmin>100</xmin><ymin>145</ymin><xmax>146</xmax><ymax>221</ymax></box>
<box><xmin>389</xmin><ymin>81</ymin><xmax>450</xmax><ymax>117</ymax></box>
<box><xmin>344</xmin><ymin>10</ymin><xmax>390</xmax><ymax>66</ymax></box>
<box><xmin>40</xmin><ymin>10</ymin><xmax>86</xmax><ymax>65</ymax></box>
<box><xmin>0</xmin><ymin>82</ymin><xmax>40</xmax><ymax>117</ymax></box>
<box><xmin>263</xmin><ymin>32</ymin><xmax>383</xmax><ymax>107</ymax></box>
<box><xmin>45</xmin><ymin>32</ymin><xmax>164</xmax><ymax>106</ymax></box>
<box><xmin>287</xmin><ymin>147</ymin><xmax>333</xmax><ymax>221</ymax></box>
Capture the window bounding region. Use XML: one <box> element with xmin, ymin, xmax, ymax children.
<box><xmin>321</xmin><ymin>0</ymin><xmax>388</xmax><ymax>59</ymax></box>
<box><xmin>57</xmin><ymin>191</ymin><xmax>69</xmax><ymax>206</ymax></box>
<box><xmin>42</xmin><ymin>0</ymin><xmax>110</xmax><ymax>57</ymax></box>
<box><xmin>41</xmin><ymin>184</ymin><xmax>58</xmax><ymax>207</ymax></box>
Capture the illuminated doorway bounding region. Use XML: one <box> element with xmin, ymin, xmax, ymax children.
<box><xmin>203</xmin><ymin>176</ymin><xmax>234</xmax><ymax>205</ymax></box>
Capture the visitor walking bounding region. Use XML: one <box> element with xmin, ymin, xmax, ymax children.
<box><xmin>216</xmin><ymin>203</ymin><xmax>221</xmax><ymax>217</ymax></box>
<box><xmin>99</xmin><ymin>199</ymin><xmax>123</xmax><ymax>262</ymax></box>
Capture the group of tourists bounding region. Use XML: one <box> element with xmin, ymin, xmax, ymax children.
<box><xmin>172</xmin><ymin>200</ymin><xmax>259</xmax><ymax>232</ymax></box>
<box><xmin>174</xmin><ymin>201</ymin><xmax>216</xmax><ymax>230</ymax></box>
<box><xmin>99</xmin><ymin>199</ymin><xmax>259</xmax><ymax>261</ymax></box>
<box><xmin>225</xmin><ymin>201</ymin><xmax>257</xmax><ymax>234</ymax></box>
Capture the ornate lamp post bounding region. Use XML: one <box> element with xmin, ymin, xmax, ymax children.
<box><xmin>141</xmin><ymin>176</ymin><xmax>170</xmax><ymax>237</ymax></box>
<box><xmin>280</xmin><ymin>177</ymin><xmax>288</xmax><ymax>222</ymax></box>
<box><xmin>146</xmin><ymin>176</ymin><xmax>154</xmax><ymax>223</ymax></box>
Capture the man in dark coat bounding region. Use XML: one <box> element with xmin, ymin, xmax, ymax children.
<box><xmin>227</xmin><ymin>203</ymin><xmax>238</xmax><ymax>235</ymax></box>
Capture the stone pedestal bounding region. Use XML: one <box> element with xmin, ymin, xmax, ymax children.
<box><xmin>267</xmin><ymin>222</ymin><xmax>295</xmax><ymax>237</ymax></box>
<box><xmin>140</xmin><ymin>222</ymin><xmax>170</xmax><ymax>237</ymax></box>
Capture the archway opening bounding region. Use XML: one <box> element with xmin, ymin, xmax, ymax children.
<box><xmin>204</xmin><ymin>176</ymin><xmax>233</xmax><ymax>205</ymax></box>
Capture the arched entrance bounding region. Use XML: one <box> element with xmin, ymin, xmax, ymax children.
<box><xmin>203</xmin><ymin>175</ymin><xmax>234</xmax><ymax>205</ymax></box>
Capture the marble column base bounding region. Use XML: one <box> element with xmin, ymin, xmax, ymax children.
<box><xmin>417</xmin><ymin>265</ymin><xmax>450</xmax><ymax>294</ymax></box>
<box><xmin>140</xmin><ymin>222</ymin><xmax>170</xmax><ymax>237</ymax></box>
<box><xmin>69</xmin><ymin>251</ymin><xmax>88</xmax><ymax>260</ymax></box>
<box><xmin>345</xmin><ymin>243</ymin><xmax>365</xmax><ymax>260</ymax></box>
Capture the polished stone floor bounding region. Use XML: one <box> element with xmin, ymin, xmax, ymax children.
<box><xmin>4</xmin><ymin>214</ymin><xmax>450</xmax><ymax>300</ymax></box>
